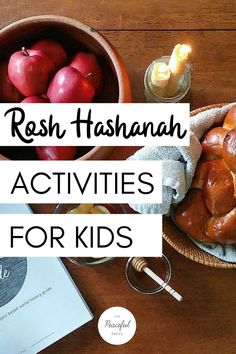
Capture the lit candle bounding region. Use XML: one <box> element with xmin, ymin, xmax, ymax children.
<box><xmin>151</xmin><ymin>62</ymin><xmax>171</xmax><ymax>88</ymax></box>
<box><xmin>150</xmin><ymin>62</ymin><xmax>171</xmax><ymax>97</ymax></box>
<box><xmin>166</xmin><ymin>44</ymin><xmax>191</xmax><ymax>97</ymax></box>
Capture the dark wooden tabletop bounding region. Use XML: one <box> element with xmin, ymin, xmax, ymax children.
<box><xmin>1</xmin><ymin>1</ymin><xmax>236</xmax><ymax>354</ymax></box>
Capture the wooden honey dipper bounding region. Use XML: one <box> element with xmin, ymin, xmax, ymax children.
<box><xmin>132</xmin><ymin>257</ymin><xmax>183</xmax><ymax>302</ymax></box>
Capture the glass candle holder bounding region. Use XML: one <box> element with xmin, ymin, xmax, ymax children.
<box><xmin>54</xmin><ymin>203</ymin><xmax>126</xmax><ymax>266</ymax></box>
<box><xmin>125</xmin><ymin>255</ymin><xmax>171</xmax><ymax>295</ymax></box>
<box><xmin>144</xmin><ymin>56</ymin><xmax>191</xmax><ymax>103</ymax></box>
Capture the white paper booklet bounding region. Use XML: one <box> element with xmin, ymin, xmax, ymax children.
<box><xmin>0</xmin><ymin>205</ymin><xmax>93</xmax><ymax>354</ymax></box>
<box><xmin>0</xmin><ymin>257</ymin><xmax>93</xmax><ymax>354</ymax></box>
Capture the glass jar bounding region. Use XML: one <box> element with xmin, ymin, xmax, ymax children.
<box><xmin>144</xmin><ymin>55</ymin><xmax>191</xmax><ymax>103</ymax></box>
<box><xmin>125</xmin><ymin>255</ymin><xmax>171</xmax><ymax>294</ymax></box>
<box><xmin>54</xmin><ymin>203</ymin><xmax>127</xmax><ymax>266</ymax></box>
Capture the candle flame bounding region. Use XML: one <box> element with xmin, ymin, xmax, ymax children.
<box><xmin>153</xmin><ymin>62</ymin><xmax>170</xmax><ymax>77</ymax></box>
<box><xmin>158</xmin><ymin>63</ymin><xmax>169</xmax><ymax>73</ymax></box>
<box><xmin>181</xmin><ymin>44</ymin><xmax>191</xmax><ymax>54</ymax></box>
<box><xmin>173</xmin><ymin>44</ymin><xmax>191</xmax><ymax>60</ymax></box>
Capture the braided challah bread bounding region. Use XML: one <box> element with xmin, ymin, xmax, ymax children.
<box><xmin>174</xmin><ymin>106</ymin><xmax>236</xmax><ymax>244</ymax></box>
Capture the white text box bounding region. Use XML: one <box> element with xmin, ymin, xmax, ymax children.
<box><xmin>0</xmin><ymin>103</ymin><xmax>189</xmax><ymax>146</ymax></box>
<box><xmin>0</xmin><ymin>160</ymin><xmax>162</xmax><ymax>204</ymax></box>
<box><xmin>0</xmin><ymin>214</ymin><xmax>162</xmax><ymax>257</ymax></box>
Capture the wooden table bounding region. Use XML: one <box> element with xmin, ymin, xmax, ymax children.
<box><xmin>1</xmin><ymin>1</ymin><xmax>236</xmax><ymax>353</ymax></box>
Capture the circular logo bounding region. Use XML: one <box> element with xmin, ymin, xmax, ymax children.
<box><xmin>98</xmin><ymin>306</ymin><xmax>136</xmax><ymax>345</ymax></box>
<box><xmin>0</xmin><ymin>257</ymin><xmax>27</xmax><ymax>307</ymax></box>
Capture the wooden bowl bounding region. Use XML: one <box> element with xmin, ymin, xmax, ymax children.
<box><xmin>163</xmin><ymin>103</ymin><xmax>236</xmax><ymax>268</ymax></box>
<box><xmin>0</xmin><ymin>15</ymin><xmax>132</xmax><ymax>161</ymax></box>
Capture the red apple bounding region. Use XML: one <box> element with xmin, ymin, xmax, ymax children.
<box><xmin>0</xmin><ymin>61</ymin><xmax>24</xmax><ymax>102</ymax></box>
<box><xmin>70</xmin><ymin>52</ymin><xmax>103</xmax><ymax>95</ymax></box>
<box><xmin>36</xmin><ymin>146</ymin><xmax>77</xmax><ymax>160</ymax></box>
<box><xmin>21</xmin><ymin>95</ymin><xmax>49</xmax><ymax>103</ymax></box>
<box><xmin>8</xmin><ymin>48</ymin><xmax>55</xmax><ymax>97</ymax></box>
<box><xmin>31</xmin><ymin>39</ymin><xmax>67</xmax><ymax>69</ymax></box>
<box><xmin>47</xmin><ymin>66</ymin><xmax>94</xmax><ymax>103</ymax></box>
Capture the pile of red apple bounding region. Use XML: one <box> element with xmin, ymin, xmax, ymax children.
<box><xmin>0</xmin><ymin>39</ymin><xmax>103</xmax><ymax>160</ymax></box>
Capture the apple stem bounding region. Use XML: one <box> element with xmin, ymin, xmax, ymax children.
<box><xmin>22</xmin><ymin>47</ymin><xmax>30</xmax><ymax>56</ymax></box>
<box><xmin>85</xmin><ymin>72</ymin><xmax>92</xmax><ymax>78</ymax></box>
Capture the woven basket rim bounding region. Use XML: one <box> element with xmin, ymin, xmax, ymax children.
<box><xmin>163</xmin><ymin>102</ymin><xmax>236</xmax><ymax>269</ymax></box>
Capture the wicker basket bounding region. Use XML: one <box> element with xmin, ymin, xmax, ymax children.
<box><xmin>163</xmin><ymin>103</ymin><xmax>236</xmax><ymax>269</ymax></box>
